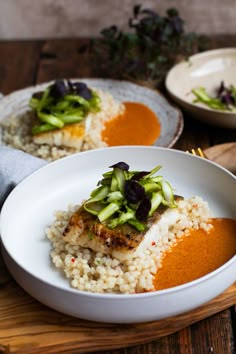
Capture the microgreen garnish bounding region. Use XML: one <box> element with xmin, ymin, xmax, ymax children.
<box><xmin>84</xmin><ymin>163</ymin><xmax>177</xmax><ymax>231</ymax></box>
<box><xmin>30</xmin><ymin>79</ymin><xmax>101</xmax><ymax>134</ymax></box>
<box><xmin>124</xmin><ymin>180</ymin><xmax>145</xmax><ymax>203</ymax></box>
<box><xmin>136</xmin><ymin>196</ymin><xmax>152</xmax><ymax>222</ymax></box>
<box><xmin>109</xmin><ymin>162</ymin><xmax>129</xmax><ymax>170</ymax></box>
<box><xmin>192</xmin><ymin>81</ymin><xmax>236</xmax><ymax>111</ymax></box>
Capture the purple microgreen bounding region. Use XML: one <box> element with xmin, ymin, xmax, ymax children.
<box><xmin>221</xmin><ymin>92</ymin><xmax>234</xmax><ymax>105</ymax></box>
<box><xmin>67</xmin><ymin>80</ymin><xmax>74</xmax><ymax>92</ymax></box>
<box><xmin>72</xmin><ymin>82</ymin><xmax>93</xmax><ymax>100</ymax></box>
<box><xmin>131</xmin><ymin>171</ymin><xmax>149</xmax><ymax>181</ymax></box>
<box><xmin>51</xmin><ymin>80</ymin><xmax>93</xmax><ymax>100</ymax></box>
<box><xmin>216</xmin><ymin>80</ymin><xmax>225</xmax><ymax>97</ymax></box>
<box><xmin>216</xmin><ymin>81</ymin><xmax>236</xmax><ymax>106</ymax></box>
<box><xmin>50</xmin><ymin>79</ymin><xmax>69</xmax><ymax>99</ymax></box>
<box><xmin>136</xmin><ymin>196</ymin><xmax>151</xmax><ymax>221</ymax></box>
<box><xmin>83</xmin><ymin>162</ymin><xmax>177</xmax><ymax>232</ymax></box>
<box><xmin>109</xmin><ymin>162</ymin><xmax>129</xmax><ymax>170</ymax></box>
<box><xmin>124</xmin><ymin>180</ymin><xmax>145</xmax><ymax>203</ymax></box>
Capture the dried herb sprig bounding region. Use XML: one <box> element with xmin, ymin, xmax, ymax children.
<box><xmin>82</xmin><ymin>5</ymin><xmax>208</xmax><ymax>87</ymax></box>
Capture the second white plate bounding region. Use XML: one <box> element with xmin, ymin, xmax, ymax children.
<box><xmin>0</xmin><ymin>78</ymin><xmax>183</xmax><ymax>151</ymax></box>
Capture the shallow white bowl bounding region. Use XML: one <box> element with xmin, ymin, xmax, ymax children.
<box><xmin>165</xmin><ymin>48</ymin><xmax>236</xmax><ymax>128</ymax></box>
<box><xmin>0</xmin><ymin>146</ymin><xmax>236</xmax><ymax>323</ymax></box>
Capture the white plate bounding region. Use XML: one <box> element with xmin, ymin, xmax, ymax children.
<box><xmin>0</xmin><ymin>146</ymin><xmax>235</xmax><ymax>323</ymax></box>
<box><xmin>0</xmin><ymin>78</ymin><xmax>183</xmax><ymax>150</ymax></box>
<box><xmin>165</xmin><ymin>48</ymin><xmax>236</xmax><ymax>128</ymax></box>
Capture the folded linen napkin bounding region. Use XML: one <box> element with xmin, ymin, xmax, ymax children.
<box><xmin>0</xmin><ymin>146</ymin><xmax>47</xmax><ymax>209</ymax></box>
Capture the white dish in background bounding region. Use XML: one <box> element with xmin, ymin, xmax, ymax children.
<box><xmin>165</xmin><ymin>48</ymin><xmax>236</xmax><ymax>128</ymax></box>
<box><xmin>0</xmin><ymin>78</ymin><xmax>183</xmax><ymax>150</ymax></box>
<box><xmin>0</xmin><ymin>146</ymin><xmax>235</xmax><ymax>323</ymax></box>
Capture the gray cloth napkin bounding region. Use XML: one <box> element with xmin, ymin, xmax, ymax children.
<box><xmin>0</xmin><ymin>146</ymin><xmax>47</xmax><ymax>209</ymax></box>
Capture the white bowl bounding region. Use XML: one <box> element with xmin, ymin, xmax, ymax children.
<box><xmin>165</xmin><ymin>48</ymin><xmax>236</xmax><ymax>128</ymax></box>
<box><xmin>0</xmin><ymin>146</ymin><xmax>235</xmax><ymax>323</ymax></box>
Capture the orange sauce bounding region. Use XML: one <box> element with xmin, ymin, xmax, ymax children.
<box><xmin>102</xmin><ymin>102</ymin><xmax>161</xmax><ymax>146</ymax></box>
<box><xmin>154</xmin><ymin>218</ymin><xmax>236</xmax><ymax>290</ymax></box>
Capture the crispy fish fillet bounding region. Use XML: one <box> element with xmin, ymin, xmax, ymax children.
<box><xmin>33</xmin><ymin>121</ymin><xmax>86</xmax><ymax>149</ymax></box>
<box><xmin>63</xmin><ymin>196</ymin><xmax>183</xmax><ymax>261</ymax></box>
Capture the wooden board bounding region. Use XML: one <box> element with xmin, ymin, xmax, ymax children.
<box><xmin>0</xmin><ymin>250</ymin><xmax>235</xmax><ymax>354</ymax></box>
<box><xmin>204</xmin><ymin>142</ymin><xmax>236</xmax><ymax>174</ymax></box>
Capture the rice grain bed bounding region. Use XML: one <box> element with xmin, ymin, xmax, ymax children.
<box><xmin>46</xmin><ymin>196</ymin><xmax>212</xmax><ymax>294</ymax></box>
<box><xmin>0</xmin><ymin>89</ymin><xmax>124</xmax><ymax>162</ymax></box>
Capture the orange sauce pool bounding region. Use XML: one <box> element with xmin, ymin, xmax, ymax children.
<box><xmin>102</xmin><ymin>102</ymin><xmax>161</xmax><ymax>146</ymax></box>
<box><xmin>154</xmin><ymin>218</ymin><xmax>236</xmax><ymax>290</ymax></box>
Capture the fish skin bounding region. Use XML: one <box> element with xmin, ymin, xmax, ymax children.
<box><xmin>62</xmin><ymin>196</ymin><xmax>182</xmax><ymax>261</ymax></box>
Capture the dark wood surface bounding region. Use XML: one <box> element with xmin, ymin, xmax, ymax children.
<box><xmin>0</xmin><ymin>37</ymin><xmax>235</xmax><ymax>354</ymax></box>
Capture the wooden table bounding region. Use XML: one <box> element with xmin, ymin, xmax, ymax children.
<box><xmin>0</xmin><ymin>37</ymin><xmax>235</xmax><ymax>354</ymax></box>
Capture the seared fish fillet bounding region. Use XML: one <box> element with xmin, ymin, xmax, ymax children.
<box><xmin>63</xmin><ymin>196</ymin><xmax>182</xmax><ymax>261</ymax></box>
<box><xmin>33</xmin><ymin>122</ymin><xmax>86</xmax><ymax>149</ymax></box>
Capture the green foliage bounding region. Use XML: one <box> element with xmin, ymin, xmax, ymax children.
<box><xmin>84</xmin><ymin>5</ymin><xmax>209</xmax><ymax>85</ymax></box>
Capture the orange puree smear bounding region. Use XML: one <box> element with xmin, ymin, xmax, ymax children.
<box><xmin>154</xmin><ymin>218</ymin><xmax>236</xmax><ymax>290</ymax></box>
<box><xmin>102</xmin><ymin>102</ymin><xmax>161</xmax><ymax>146</ymax></box>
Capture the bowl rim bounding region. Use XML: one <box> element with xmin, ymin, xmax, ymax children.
<box><xmin>176</xmin><ymin>47</ymin><xmax>236</xmax><ymax>62</ymax></box>
<box><xmin>1</xmin><ymin>145</ymin><xmax>235</xmax><ymax>299</ymax></box>
<box><xmin>165</xmin><ymin>47</ymin><xmax>236</xmax><ymax>116</ymax></box>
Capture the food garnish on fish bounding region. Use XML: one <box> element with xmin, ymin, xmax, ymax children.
<box><xmin>30</xmin><ymin>79</ymin><xmax>100</xmax><ymax>148</ymax></box>
<box><xmin>63</xmin><ymin>162</ymin><xmax>179</xmax><ymax>260</ymax></box>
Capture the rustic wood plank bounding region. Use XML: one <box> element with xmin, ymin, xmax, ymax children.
<box><xmin>96</xmin><ymin>335</ymin><xmax>178</xmax><ymax>354</ymax></box>
<box><xmin>190</xmin><ymin>309</ymin><xmax>235</xmax><ymax>354</ymax></box>
<box><xmin>36</xmin><ymin>39</ymin><xmax>93</xmax><ymax>83</ymax></box>
<box><xmin>0</xmin><ymin>41</ymin><xmax>43</xmax><ymax>94</ymax></box>
<box><xmin>174</xmin><ymin>114</ymin><xmax>236</xmax><ymax>153</ymax></box>
<box><xmin>0</xmin><ymin>249</ymin><xmax>235</xmax><ymax>354</ymax></box>
<box><xmin>209</xmin><ymin>125</ymin><xmax>236</xmax><ymax>146</ymax></box>
<box><xmin>208</xmin><ymin>34</ymin><xmax>236</xmax><ymax>49</ymax></box>
<box><xmin>99</xmin><ymin>309</ymin><xmax>236</xmax><ymax>354</ymax></box>
<box><xmin>203</xmin><ymin>143</ymin><xmax>236</xmax><ymax>173</ymax></box>
<box><xmin>231</xmin><ymin>306</ymin><xmax>236</xmax><ymax>352</ymax></box>
<box><xmin>174</xmin><ymin>115</ymin><xmax>211</xmax><ymax>151</ymax></box>
<box><xmin>177</xmin><ymin>327</ymin><xmax>194</xmax><ymax>354</ymax></box>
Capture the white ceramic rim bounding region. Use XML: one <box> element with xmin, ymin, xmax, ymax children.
<box><xmin>165</xmin><ymin>47</ymin><xmax>236</xmax><ymax>115</ymax></box>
